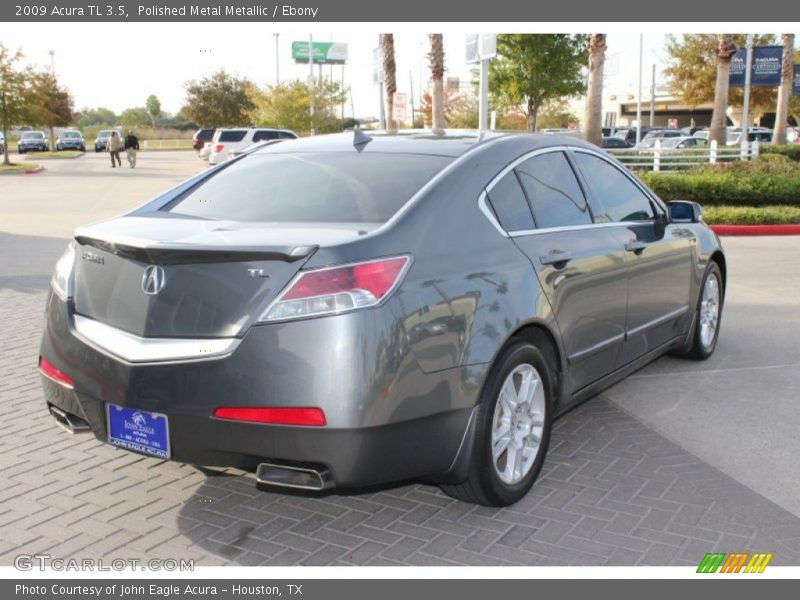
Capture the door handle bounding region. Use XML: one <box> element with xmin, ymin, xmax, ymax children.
<box><xmin>624</xmin><ymin>240</ymin><xmax>647</xmax><ymax>254</ymax></box>
<box><xmin>539</xmin><ymin>250</ymin><xmax>572</xmax><ymax>266</ymax></box>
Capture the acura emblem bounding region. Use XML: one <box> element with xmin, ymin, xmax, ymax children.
<box><xmin>141</xmin><ymin>265</ymin><xmax>166</xmax><ymax>295</ymax></box>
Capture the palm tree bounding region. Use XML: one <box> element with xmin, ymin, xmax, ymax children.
<box><xmin>429</xmin><ymin>34</ymin><xmax>446</xmax><ymax>134</ymax></box>
<box><xmin>772</xmin><ymin>34</ymin><xmax>795</xmax><ymax>145</ymax></box>
<box><xmin>583</xmin><ymin>34</ymin><xmax>606</xmax><ymax>146</ymax></box>
<box><xmin>381</xmin><ymin>34</ymin><xmax>397</xmax><ymax>133</ymax></box>
<box><xmin>708</xmin><ymin>34</ymin><xmax>738</xmax><ymax>146</ymax></box>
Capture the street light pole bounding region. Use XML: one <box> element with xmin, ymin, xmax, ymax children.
<box><xmin>741</xmin><ymin>33</ymin><xmax>754</xmax><ymax>157</ymax></box>
<box><xmin>636</xmin><ymin>34</ymin><xmax>643</xmax><ymax>145</ymax></box>
<box><xmin>309</xmin><ymin>34</ymin><xmax>315</xmax><ymax>136</ymax></box>
<box><xmin>48</xmin><ymin>50</ymin><xmax>55</xmax><ymax>79</ymax></box>
<box><xmin>649</xmin><ymin>63</ymin><xmax>656</xmax><ymax>128</ymax></box>
<box><xmin>273</xmin><ymin>34</ymin><xmax>279</xmax><ymax>85</ymax></box>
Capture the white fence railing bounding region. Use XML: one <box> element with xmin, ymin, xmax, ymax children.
<box><xmin>141</xmin><ymin>139</ymin><xmax>194</xmax><ymax>150</ymax></box>
<box><xmin>608</xmin><ymin>140</ymin><xmax>760</xmax><ymax>171</ymax></box>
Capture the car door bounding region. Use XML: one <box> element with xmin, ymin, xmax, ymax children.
<box><xmin>483</xmin><ymin>148</ymin><xmax>629</xmax><ymax>394</ymax></box>
<box><xmin>571</xmin><ymin>150</ymin><xmax>694</xmax><ymax>366</ymax></box>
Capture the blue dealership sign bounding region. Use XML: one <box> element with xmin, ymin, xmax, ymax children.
<box><xmin>751</xmin><ymin>46</ymin><xmax>783</xmax><ymax>86</ymax></box>
<box><xmin>729</xmin><ymin>46</ymin><xmax>784</xmax><ymax>87</ymax></box>
<box><xmin>793</xmin><ymin>64</ymin><xmax>800</xmax><ymax>96</ymax></box>
<box><xmin>729</xmin><ymin>49</ymin><xmax>747</xmax><ymax>86</ymax></box>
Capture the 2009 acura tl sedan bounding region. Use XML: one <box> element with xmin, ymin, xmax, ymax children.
<box><xmin>39</xmin><ymin>131</ymin><xmax>725</xmax><ymax>506</ymax></box>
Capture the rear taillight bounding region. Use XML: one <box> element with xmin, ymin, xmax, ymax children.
<box><xmin>260</xmin><ymin>255</ymin><xmax>411</xmax><ymax>322</ymax></box>
<box><xmin>213</xmin><ymin>407</ymin><xmax>326</xmax><ymax>426</ymax></box>
<box><xmin>214</xmin><ymin>144</ymin><xmax>224</xmax><ymax>153</ymax></box>
<box><xmin>38</xmin><ymin>356</ymin><xmax>74</xmax><ymax>389</ymax></box>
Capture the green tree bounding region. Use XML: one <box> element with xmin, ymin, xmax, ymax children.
<box><xmin>250</xmin><ymin>80</ymin><xmax>347</xmax><ymax>135</ymax></box>
<box><xmin>664</xmin><ymin>34</ymin><xmax>777</xmax><ymax>116</ymax></box>
<box><xmin>490</xmin><ymin>34</ymin><xmax>589</xmax><ymax>132</ymax></box>
<box><xmin>119</xmin><ymin>107</ymin><xmax>151</xmax><ymax>128</ymax></box>
<box><xmin>75</xmin><ymin>107</ymin><xmax>117</xmax><ymax>128</ymax></box>
<box><xmin>30</xmin><ymin>72</ymin><xmax>75</xmax><ymax>149</ymax></box>
<box><xmin>145</xmin><ymin>94</ymin><xmax>161</xmax><ymax>128</ymax></box>
<box><xmin>183</xmin><ymin>70</ymin><xmax>256</xmax><ymax>127</ymax></box>
<box><xmin>0</xmin><ymin>44</ymin><xmax>37</xmax><ymax>165</ymax></box>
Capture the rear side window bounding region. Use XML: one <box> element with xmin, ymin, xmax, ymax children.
<box><xmin>485</xmin><ymin>171</ymin><xmax>535</xmax><ymax>232</ymax></box>
<box><xmin>164</xmin><ymin>152</ymin><xmax>452</xmax><ymax>224</ymax></box>
<box><xmin>218</xmin><ymin>130</ymin><xmax>247</xmax><ymax>142</ymax></box>
<box><xmin>573</xmin><ymin>152</ymin><xmax>655</xmax><ymax>223</ymax></box>
<box><xmin>515</xmin><ymin>152</ymin><xmax>591</xmax><ymax>229</ymax></box>
<box><xmin>277</xmin><ymin>131</ymin><xmax>297</xmax><ymax>139</ymax></box>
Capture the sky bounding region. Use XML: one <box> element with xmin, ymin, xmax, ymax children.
<box><xmin>2</xmin><ymin>24</ymin><xmax>674</xmax><ymax>120</ymax></box>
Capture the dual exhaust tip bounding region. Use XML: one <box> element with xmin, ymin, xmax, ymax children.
<box><xmin>256</xmin><ymin>462</ymin><xmax>334</xmax><ymax>491</ymax></box>
<box><xmin>49</xmin><ymin>405</ymin><xmax>91</xmax><ymax>434</ymax></box>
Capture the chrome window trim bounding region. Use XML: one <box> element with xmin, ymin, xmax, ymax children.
<box><xmin>567</xmin><ymin>332</ymin><xmax>625</xmax><ymax>363</ymax></box>
<box><xmin>72</xmin><ymin>314</ymin><xmax>240</xmax><ymax>364</ymax></box>
<box><xmin>477</xmin><ymin>144</ymin><xmax>668</xmax><ymax>237</ymax></box>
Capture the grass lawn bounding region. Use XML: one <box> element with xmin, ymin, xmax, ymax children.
<box><xmin>0</xmin><ymin>162</ymin><xmax>39</xmax><ymax>172</ymax></box>
<box><xmin>25</xmin><ymin>150</ymin><xmax>84</xmax><ymax>159</ymax></box>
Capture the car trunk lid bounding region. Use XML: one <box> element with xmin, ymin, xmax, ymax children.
<box><xmin>72</xmin><ymin>215</ymin><xmax>374</xmax><ymax>338</ymax></box>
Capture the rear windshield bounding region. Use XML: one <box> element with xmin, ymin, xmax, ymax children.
<box><xmin>218</xmin><ymin>130</ymin><xmax>248</xmax><ymax>142</ymax></box>
<box><xmin>164</xmin><ymin>152</ymin><xmax>452</xmax><ymax>223</ymax></box>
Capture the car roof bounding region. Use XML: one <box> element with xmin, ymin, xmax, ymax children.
<box><xmin>252</xmin><ymin>130</ymin><xmax>597</xmax><ymax>158</ymax></box>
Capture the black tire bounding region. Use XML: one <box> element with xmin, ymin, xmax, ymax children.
<box><xmin>440</xmin><ymin>340</ymin><xmax>554</xmax><ymax>506</ymax></box>
<box><xmin>677</xmin><ymin>262</ymin><xmax>724</xmax><ymax>360</ymax></box>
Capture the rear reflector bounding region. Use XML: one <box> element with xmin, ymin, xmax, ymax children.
<box><xmin>214</xmin><ymin>144</ymin><xmax>224</xmax><ymax>153</ymax></box>
<box><xmin>38</xmin><ymin>356</ymin><xmax>74</xmax><ymax>389</ymax></box>
<box><xmin>213</xmin><ymin>407</ymin><xmax>326</xmax><ymax>426</ymax></box>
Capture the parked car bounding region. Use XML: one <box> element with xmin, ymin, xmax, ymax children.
<box><xmin>192</xmin><ymin>128</ymin><xmax>216</xmax><ymax>151</ymax></box>
<box><xmin>39</xmin><ymin>131</ymin><xmax>725</xmax><ymax>507</ymax></box>
<box><xmin>228</xmin><ymin>139</ymin><xmax>286</xmax><ymax>159</ymax></box>
<box><xmin>726</xmin><ymin>128</ymin><xmax>773</xmax><ymax>146</ymax></box>
<box><xmin>615</xmin><ymin>127</ymin><xmax>653</xmax><ymax>145</ymax></box>
<box><xmin>17</xmin><ymin>131</ymin><xmax>49</xmax><ymax>153</ymax></box>
<box><xmin>198</xmin><ymin>141</ymin><xmax>213</xmax><ymax>161</ymax></box>
<box><xmin>659</xmin><ymin>136</ymin><xmax>708</xmax><ymax>150</ymax></box>
<box><xmin>94</xmin><ymin>129</ymin><xmax>122</xmax><ymax>152</ymax></box>
<box><xmin>208</xmin><ymin>128</ymin><xmax>298</xmax><ymax>165</ymax></box>
<box><xmin>681</xmin><ymin>126</ymin><xmax>707</xmax><ymax>136</ymax></box>
<box><xmin>601</xmin><ymin>136</ymin><xmax>633</xmax><ymax>149</ymax></box>
<box><xmin>636</xmin><ymin>129</ymin><xmax>686</xmax><ymax>149</ymax></box>
<box><xmin>56</xmin><ymin>130</ymin><xmax>86</xmax><ymax>152</ymax></box>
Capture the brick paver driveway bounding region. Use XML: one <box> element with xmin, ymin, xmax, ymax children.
<box><xmin>2</xmin><ymin>153</ymin><xmax>799</xmax><ymax>566</ymax></box>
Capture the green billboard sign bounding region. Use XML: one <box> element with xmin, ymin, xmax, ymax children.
<box><xmin>291</xmin><ymin>41</ymin><xmax>348</xmax><ymax>64</ymax></box>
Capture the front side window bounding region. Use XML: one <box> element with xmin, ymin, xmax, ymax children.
<box><xmin>573</xmin><ymin>152</ymin><xmax>656</xmax><ymax>223</ymax></box>
<box><xmin>515</xmin><ymin>152</ymin><xmax>591</xmax><ymax>229</ymax></box>
<box><xmin>164</xmin><ymin>152</ymin><xmax>452</xmax><ymax>224</ymax></box>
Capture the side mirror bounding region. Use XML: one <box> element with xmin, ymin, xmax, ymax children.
<box><xmin>667</xmin><ymin>200</ymin><xmax>702</xmax><ymax>223</ymax></box>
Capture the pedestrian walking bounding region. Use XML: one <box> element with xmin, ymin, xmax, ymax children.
<box><xmin>124</xmin><ymin>130</ymin><xmax>140</xmax><ymax>168</ymax></box>
<box><xmin>107</xmin><ymin>130</ymin><xmax>122</xmax><ymax>167</ymax></box>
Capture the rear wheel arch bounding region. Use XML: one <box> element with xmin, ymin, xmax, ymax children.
<box><xmin>505</xmin><ymin>323</ymin><xmax>564</xmax><ymax>403</ymax></box>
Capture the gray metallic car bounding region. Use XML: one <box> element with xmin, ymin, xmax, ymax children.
<box><xmin>39</xmin><ymin>131</ymin><xmax>725</xmax><ymax>506</ymax></box>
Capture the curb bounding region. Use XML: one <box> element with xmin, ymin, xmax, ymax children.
<box><xmin>710</xmin><ymin>224</ymin><xmax>800</xmax><ymax>236</ymax></box>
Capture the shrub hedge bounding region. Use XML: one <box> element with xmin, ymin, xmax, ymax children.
<box><xmin>759</xmin><ymin>144</ymin><xmax>800</xmax><ymax>162</ymax></box>
<box><xmin>702</xmin><ymin>205</ymin><xmax>800</xmax><ymax>225</ymax></box>
<box><xmin>640</xmin><ymin>154</ymin><xmax>800</xmax><ymax>205</ymax></box>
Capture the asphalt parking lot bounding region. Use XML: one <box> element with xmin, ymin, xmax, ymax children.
<box><xmin>1</xmin><ymin>151</ymin><xmax>799</xmax><ymax>566</ymax></box>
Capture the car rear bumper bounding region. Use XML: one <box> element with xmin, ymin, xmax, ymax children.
<box><xmin>39</xmin><ymin>291</ymin><xmax>482</xmax><ymax>487</ymax></box>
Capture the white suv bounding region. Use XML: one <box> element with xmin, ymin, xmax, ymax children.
<box><xmin>208</xmin><ymin>128</ymin><xmax>297</xmax><ymax>165</ymax></box>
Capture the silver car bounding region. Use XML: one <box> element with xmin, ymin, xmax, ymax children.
<box><xmin>39</xmin><ymin>131</ymin><xmax>725</xmax><ymax>506</ymax></box>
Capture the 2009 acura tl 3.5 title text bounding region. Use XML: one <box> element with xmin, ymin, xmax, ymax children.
<box><xmin>138</xmin><ymin>4</ymin><xmax>319</xmax><ymax>17</ymax></box>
